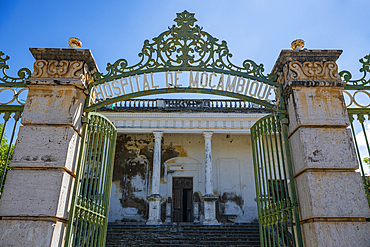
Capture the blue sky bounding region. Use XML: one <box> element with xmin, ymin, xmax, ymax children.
<box><xmin>1</xmin><ymin>0</ymin><xmax>369</xmax><ymax>79</ymax></box>
<box><xmin>1</xmin><ymin>0</ymin><xmax>370</xmax><ymax>171</ymax></box>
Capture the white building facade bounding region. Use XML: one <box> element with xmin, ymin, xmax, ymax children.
<box><xmin>102</xmin><ymin>99</ymin><xmax>270</xmax><ymax>224</ymax></box>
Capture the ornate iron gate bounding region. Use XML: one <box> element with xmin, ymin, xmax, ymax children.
<box><xmin>251</xmin><ymin>113</ymin><xmax>303</xmax><ymax>247</ymax></box>
<box><xmin>341</xmin><ymin>53</ymin><xmax>370</xmax><ymax>207</ymax></box>
<box><xmin>347</xmin><ymin>110</ymin><xmax>370</xmax><ymax>206</ymax></box>
<box><xmin>0</xmin><ymin>52</ymin><xmax>30</xmax><ymax>199</ymax></box>
<box><xmin>64</xmin><ymin>112</ymin><xmax>117</xmax><ymax>247</ymax></box>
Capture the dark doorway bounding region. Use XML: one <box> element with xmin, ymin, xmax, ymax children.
<box><xmin>172</xmin><ymin>177</ymin><xmax>193</xmax><ymax>222</ymax></box>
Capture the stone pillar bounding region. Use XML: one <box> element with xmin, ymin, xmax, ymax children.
<box><xmin>147</xmin><ymin>131</ymin><xmax>163</xmax><ymax>225</ymax></box>
<box><xmin>0</xmin><ymin>48</ymin><xmax>97</xmax><ymax>246</ymax></box>
<box><xmin>272</xmin><ymin>49</ymin><xmax>370</xmax><ymax>246</ymax></box>
<box><xmin>202</xmin><ymin>131</ymin><xmax>219</xmax><ymax>225</ymax></box>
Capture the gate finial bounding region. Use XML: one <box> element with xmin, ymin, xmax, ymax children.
<box><xmin>68</xmin><ymin>37</ymin><xmax>82</xmax><ymax>49</ymax></box>
<box><xmin>291</xmin><ymin>39</ymin><xmax>305</xmax><ymax>50</ymax></box>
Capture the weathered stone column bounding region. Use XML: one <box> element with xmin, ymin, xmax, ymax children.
<box><xmin>0</xmin><ymin>48</ymin><xmax>97</xmax><ymax>246</ymax></box>
<box><xmin>147</xmin><ymin>131</ymin><xmax>163</xmax><ymax>224</ymax></box>
<box><xmin>202</xmin><ymin>131</ymin><xmax>219</xmax><ymax>225</ymax></box>
<box><xmin>272</xmin><ymin>49</ymin><xmax>370</xmax><ymax>246</ymax></box>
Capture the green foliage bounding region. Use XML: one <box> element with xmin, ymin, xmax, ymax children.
<box><xmin>362</xmin><ymin>158</ymin><xmax>370</xmax><ymax>207</ymax></box>
<box><xmin>364</xmin><ymin>157</ymin><xmax>370</xmax><ymax>165</ymax></box>
<box><xmin>0</xmin><ymin>123</ymin><xmax>14</xmax><ymax>196</ymax></box>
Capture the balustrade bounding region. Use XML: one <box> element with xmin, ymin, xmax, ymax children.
<box><xmin>102</xmin><ymin>99</ymin><xmax>268</xmax><ymax>112</ymax></box>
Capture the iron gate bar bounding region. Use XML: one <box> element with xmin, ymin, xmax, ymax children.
<box><xmin>84</xmin><ymin>87</ymin><xmax>284</xmax><ymax>113</ymax></box>
<box><xmin>268</xmin><ymin>117</ymin><xmax>287</xmax><ymax>246</ymax></box>
<box><xmin>0</xmin><ymin>110</ymin><xmax>22</xmax><ymax>198</ymax></box>
<box><xmin>0</xmin><ymin>105</ymin><xmax>24</xmax><ymax>112</ymax></box>
<box><xmin>251</xmin><ymin>114</ymin><xmax>303</xmax><ymax>247</ymax></box>
<box><xmin>261</xmin><ymin>118</ymin><xmax>277</xmax><ymax>246</ymax></box>
<box><xmin>347</xmin><ymin>110</ymin><xmax>370</xmax><ymax>206</ymax></box>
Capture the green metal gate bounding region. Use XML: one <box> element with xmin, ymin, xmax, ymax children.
<box><xmin>64</xmin><ymin>112</ymin><xmax>117</xmax><ymax>247</ymax></box>
<box><xmin>347</xmin><ymin>110</ymin><xmax>370</xmax><ymax>207</ymax></box>
<box><xmin>251</xmin><ymin>113</ymin><xmax>303</xmax><ymax>247</ymax></box>
<box><xmin>0</xmin><ymin>51</ymin><xmax>30</xmax><ymax>200</ymax></box>
<box><xmin>0</xmin><ymin>106</ymin><xmax>23</xmax><ymax>199</ymax></box>
<box><xmin>341</xmin><ymin>53</ymin><xmax>370</xmax><ymax>208</ymax></box>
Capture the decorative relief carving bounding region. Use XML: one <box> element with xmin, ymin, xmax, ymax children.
<box><xmin>47</xmin><ymin>60</ymin><xmax>69</xmax><ymax>78</ymax></box>
<box><xmin>32</xmin><ymin>59</ymin><xmax>48</xmax><ymax>78</ymax></box>
<box><xmin>31</xmin><ymin>60</ymin><xmax>89</xmax><ymax>80</ymax></box>
<box><xmin>65</xmin><ymin>61</ymin><xmax>85</xmax><ymax>78</ymax></box>
<box><xmin>279</xmin><ymin>61</ymin><xmax>344</xmax><ymax>99</ymax></box>
<box><xmin>288</xmin><ymin>61</ymin><xmax>340</xmax><ymax>81</ymax></box>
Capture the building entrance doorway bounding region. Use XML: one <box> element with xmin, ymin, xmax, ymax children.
<box><xmin>172</xmin><ymin>177</ymin><xmax>193</xmax><ymax>222</ymax></box>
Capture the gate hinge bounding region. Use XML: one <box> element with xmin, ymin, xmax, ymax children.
<box><xmin>280</xmin><ymin>117</ymin><xmax>289</xmax><ymax>125</ymax></box>
<box><xmin>81</xmin><ymin>116</ymin><xmax>89</xmax><ymax>124</ymax></box>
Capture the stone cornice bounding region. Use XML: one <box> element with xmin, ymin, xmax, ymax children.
<box><xmin>101</xmin><ymin>112</ymin><xmax>267</xmax><ymax>119</ymax></box>
<box><xmin>28</xmin><ymin>48</ymin><xmax>99</xmax><ymax>89</ymax></box>
<box><xmin>272</xmin><ymin>49</ymin><xmax>342</xmax><ymax>75</ymax></box>
<box><xmin>29</xmin><ymin>48</ymin><xmax>98</xmax><ymax>73</ymax></box>
<box><xmin>281</xmin><ymin>80</ymin><xmax>347</xmax><ymax>99</ymax></box>
<box><xmin>101</xmin><ymin>111</ymin><xmax>267</xmax><ymax>134</ymax></box>
<box><xmin>272</xmin><ymin>50</ymin><xmax>345</xmax><ymax>100</ymax></box>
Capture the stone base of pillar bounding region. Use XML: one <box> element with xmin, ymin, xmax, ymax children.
<box><xmin>147</xmin><ymin>194</ymin><xmax>163</xmax><ymax>225</ymax></box>
<box><xmin>202</xmin><ymin>195</ymin><xmax>220</xmax><ymax>225</ymax></box>
<box><xmin>165</xmin><ymin>201</ymin><xmax>172</xmax><ymax>222</ymax></box>
<box><xmin>0</xmin><ymin>219</ymin><xmax>66</xmax><ymax>247</ymax></box>
<box><xmin>193</xmin><ymin>202</ymin><xmax>200</xmax><ymax>223</ymax></box>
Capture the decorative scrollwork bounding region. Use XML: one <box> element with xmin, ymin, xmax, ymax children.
<box><xmin>92</xmin><ymin>10</ymin><xmax>277</xmax><ymax>85</ymax></box>
<box><xmin>0</xmin><ymin>87</ymin><xmax>28</xmax><ymax>105</ymax></box>
<box><xmin>0</xmin><ymin>51</ymin><xmax>31</xmax><ymax>87</ymax></box>
<box><xmin>340</xmin><ymin>54</ymin><xmax>370</xmax><ymax>87</ymax></box>
<box><xmin>343</xmin><ymin>90</ymin><xmax>370</xmax><ymax>108</ymax></box>
<box><xmin>289</xmin><ymin>61</ymin><xmax>340</xmax><ymax>81</ymax></box>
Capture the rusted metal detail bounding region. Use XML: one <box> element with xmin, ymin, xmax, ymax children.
<box><xmin>10</xmin><ymin>166</ymin><xmax>76</xmax><ymax>178</ymax></box>
<box><xmin>1</xmin><ymin>215</ymin><xmax>68</xmax><ymax>224</ymax></box>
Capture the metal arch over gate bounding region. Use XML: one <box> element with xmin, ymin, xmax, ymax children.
<box><xmin>83</xmin><ymin>10</ymin><xmax>284</xmax><ymax>114</ymax></box>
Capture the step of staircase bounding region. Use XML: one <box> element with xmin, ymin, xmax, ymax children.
<box><xmin>106</xmin><ymin>222</ymin><xmax>261</xmax><ymax>247</ymax></box>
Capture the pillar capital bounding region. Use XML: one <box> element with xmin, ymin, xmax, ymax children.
<box><xmin>272</xmin><ymin>49</ymin><xmax>345</xmax><ymax>99</ymax></box>
<box><xmin>203</xmin><ymin>131</ymin><xmax>213</xmax><ymax>140</ymax></box>
<box><xmin>27</xmin><ymin>48</ymin><xmax>98</xmax><ymax>90</ymax></box>
<box><xmin>153</xmin><ymin>131</ymin><xmax>163</xmax><ymax>139</ymax></box>
<box><xmin>272</xmin><ymin>50</ymin><xmax>349</xmax><ymax>134</ymax></box>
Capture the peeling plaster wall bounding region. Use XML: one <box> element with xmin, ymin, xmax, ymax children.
<box><xmin>108</xmin><ymin>133</ymin><xmax>257</xmax><ymax>223</ymax></box>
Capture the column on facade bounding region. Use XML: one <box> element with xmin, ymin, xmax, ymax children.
<box><xmin>0</xmin><ymin>48</ymin><xmax>96</xmax><ymax>246</ymax></box>
<box><xmin>202</xmin><ymin>131</ymin><xmax>219</xmax><ymax>225</ymax></box>
<box><xmin>147</xmin><ymin>131</ymin><xmax>163</xmax><ymax>224</ymax></box>
<box><xmin>272</xmin><ymin>49</ymin><xmax>370</xmax><ymax>246</ymax></box>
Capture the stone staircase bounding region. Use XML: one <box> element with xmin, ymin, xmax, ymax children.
<box><xmin>105</xmin><ymin>222</ymin><xmax>261</xmax><ymax>247</ymax></box>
